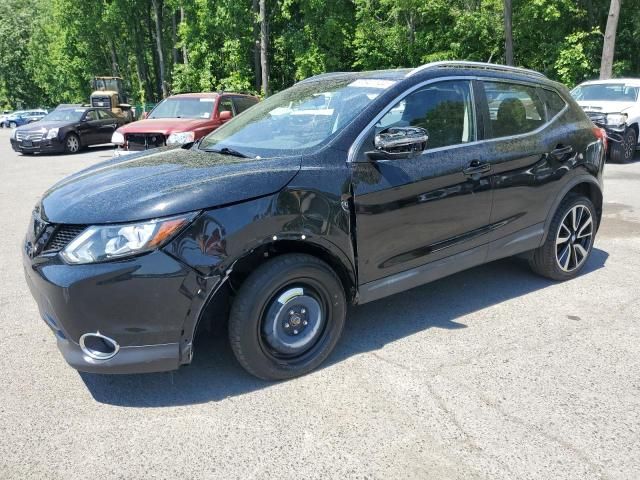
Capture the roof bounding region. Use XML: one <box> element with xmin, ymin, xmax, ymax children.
<box><xmin>170</xmin><ymin>92</ymin><xmax>220</xmax><ymax>98</ymax></box>
<box><xmin>298</xmin><ymin>61</ymin><xmax>550</xmax><ymax>86</ymax></box>
<box><xmin>578</xmin><ymin>78</ymin><xmax>640</xmax><ymax>87</ymax></box>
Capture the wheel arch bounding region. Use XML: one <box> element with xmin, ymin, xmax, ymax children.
<box><xmin>541</xmin><ymin>176</ymin><xmax>603</xmax><ymax>244</ymax></box>
<box><xmin>192</xmin><ymin>237</ymin><xmax>357</xmax><ymax>345</ymax></box>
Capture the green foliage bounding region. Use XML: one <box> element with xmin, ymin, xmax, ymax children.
<box><xmin>1</xmin><ymin>0</ymin><xmax>639</xmax><ymax>109</ymax></box>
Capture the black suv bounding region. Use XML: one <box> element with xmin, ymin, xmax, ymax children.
<box><xmin>24</xmin><ymin>62</ymin><xmax>605</xmax><ymax>380</ymax></box>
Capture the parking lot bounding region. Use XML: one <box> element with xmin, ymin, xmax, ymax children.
<box><xmin>0</xmin><ymin>127</ymin><xmax>639</xmax><ymax>479</ymax></box>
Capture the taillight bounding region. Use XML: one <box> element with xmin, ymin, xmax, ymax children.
<box><xmin>593</xmin><ymin>127</ymin><xmax>607</xmax><ymax>152</ymax></box>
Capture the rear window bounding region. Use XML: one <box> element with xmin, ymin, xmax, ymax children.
<box><xmin>483</xmin><ymin>81</ymin><xmax>546</xmax><ymax>138</ymax></box>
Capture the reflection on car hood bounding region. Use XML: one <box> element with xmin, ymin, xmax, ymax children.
<box><xmin>118</xmin><ymin>118</ymin><xmax>213</xmax><ymax>135</ymax></box>
<box><xmin>577</xmin><ymin>100</ymin><xmax>636</xmax><ymax>114</ymax></box>
<box><xmin>40</xmin><ymin>147</ymin><xmax>301</xmax><ymax>224</ymax></box>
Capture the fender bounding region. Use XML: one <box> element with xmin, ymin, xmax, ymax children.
<box><xmin>540</xmin><ymin>173</ymin><xmax>603</xmax><ymax>245</ymax></box>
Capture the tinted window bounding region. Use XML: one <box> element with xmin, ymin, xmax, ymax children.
<box><xmin>377</xmin><ymin>80</ymin><xmax>475</xmax><ymax>150</ymax></box>
<box><xmin>84</xmin><ymin>110</ymin><xmax>99</xmax><ymax>121</ymax></box>
<box><xmin>218</xmin><ymin>98</ymin><xmax>234</xmax><ymax>115</ymax></box>
<box><xmin>538</xmin><ymin>88</ymin><xmax>566</xmax><ymax>119</ymax></box>
<box><xmin>484</xmin><ymin>81</ymin><xmax>545</xmax><ymax>138</ymax></box>
<box><xmin>233</xmin><ymin>96</ymin><xmax>258</xmax><ymax>114</ymax></box>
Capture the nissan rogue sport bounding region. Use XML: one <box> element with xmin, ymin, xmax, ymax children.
<box><xmin>23</xmin><ymin>61</ymin><xmax>605</xmax><ymax>380</ymax></box>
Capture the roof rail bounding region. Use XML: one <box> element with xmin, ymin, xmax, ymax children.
<box><xmin>297</xmin><ymin>72</ymin><xmax>351</xmax><ymax>85</ymax></box>
<box><xmin>406</xmin><ymin>61</ymin><xmax>547</xmax><ymax>79</ymax></box>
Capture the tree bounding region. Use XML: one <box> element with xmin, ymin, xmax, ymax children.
<box><xmin>600</xmin><ymin>0</ymin><xmax>622</xmax><ymax>79</ymax></box>
<box><xmin>152</xmin><ymin>0</ymin><xmax>168</xmax><ymax>98</ymax></box>
<box><xmin>259</xmin><ymin>0</ymin><xmax>269</xmax><ymax>95</ymax></box>
<box><xmin>504</xmin><ymin>0</ymin><xmax>513</xmax><ymax>65</ymax></box>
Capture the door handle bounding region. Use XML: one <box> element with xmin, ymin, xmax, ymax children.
<box><xmin>550</xmin><ymin>144</ymin><xmax>574</xmax><ymax>159</ymax></box>
<box><xmin>463</xmin><ymin>160</ymin><xmax>491</xmax><ymax>177</ymax></box>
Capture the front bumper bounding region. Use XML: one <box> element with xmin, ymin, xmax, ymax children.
<box><xmin>10</xmin><ymin>137</ymin><xmax>65</xmax><ymax>154</ymax></box>
<box><xmin>23</xmin><ymin>246</ymin><xmax>218</xmax><ymax>374</ymax></box>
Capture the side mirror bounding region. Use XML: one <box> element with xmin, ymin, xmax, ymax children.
<box><xmin>368</xmin><ymin>126</ymin><xmax>428</xmax><ymax>160</ymax></box>
<box><xmin>219</xmin><ymin>110</ymin><xmax>233</xmax><ymax>121</ymax></box>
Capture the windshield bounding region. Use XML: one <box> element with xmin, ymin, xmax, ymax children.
<box><xmin>149</xmin><ymin>98</ymin><xmax>216</xmax><ymax>119</ymax></box>
<box><xmin>42</xmin><ymin>109</ymin><xmax>85</xmax><ymax>122</ymax></box>
<box><xmin>571</xmin><ymin>83</ymin><xmax>639</xmax><ymax>102</ymax></box>
<box><xmin>92</xmin><ymin>78</ymin><xmax>122</xmax><ymax>92</ymax></box>
<box><xmin>198</xmin><ymin>77</ymin><xmax>396</xmax><ymax>157</ymax></box>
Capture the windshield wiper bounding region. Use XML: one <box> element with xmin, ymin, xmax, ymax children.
<box><xmin>205</xmin><ymin>147</ymin><xmax>249</xmax><ymax>158</ymax></box>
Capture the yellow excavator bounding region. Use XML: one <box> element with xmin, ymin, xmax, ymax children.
<box><xmin>90</xmin><ymin>76</ymin><xmax>133</xmax><ymax>122</ymax></box>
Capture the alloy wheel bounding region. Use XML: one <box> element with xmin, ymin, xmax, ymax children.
<box><xmin>555</xmin><ymin>204</ymin><xmax>593</xmax><ymax>272</ymax></box>
<box><xmin>66</xmin><ymin>135</ymin><xmax>79</xmax><ymax>153</ymax></box>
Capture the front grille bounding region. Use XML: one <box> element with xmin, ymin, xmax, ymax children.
<box><xmin>92</xmin><ymin>95</ymin><xmax>112</xmax><ymax>108</ymax></box>
<box><xmin>126</xmin><ymin>133</ymin><xmax>166</xmax><ymax>151</ymax></box>
<box><xmin>16</xmin><ymin>131</ymin><xmax>44</xmax><ymax>142</ymax></box>
<box><xmin>44</xmin><ymin>225</ymin><xmax>87</xmax><ymax>252</ymax></box>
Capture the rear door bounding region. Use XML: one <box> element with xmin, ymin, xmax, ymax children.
<box><xmin>352</xmin><ymin>79</ymin><xmax>494</xmax><ymax>285</ymax></box>
<box><xmin>477</xmin><ymin>80</ymin><xmax>573</xmax><ymax>254</ymax></box>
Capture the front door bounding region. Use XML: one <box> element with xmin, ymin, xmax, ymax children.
<box><xmin>352</xmin><ymin>79</ymin><xmax>493</xmax><ymax>286</ymax></box>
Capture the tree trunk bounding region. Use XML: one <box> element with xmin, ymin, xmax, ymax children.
<box><xmin>172</xmin><ymin>9</ymin><xmax>179</xmax><ymax>64</ymax></box>
<box><xmin>259</xmin><ymin>0</ymin><xmax>269</xmax><ymax>96</ymax></box>
<box><xmin>504</xmin><ymin>0</ymin><xmax>513</xmax><ymax>66</ymax></box>
<box><xmin>600</xmin><ymin>0</ymin><xmax>622</xmax><ymax>80</ymax></box>
<box><xmin>252</xmin><ymin>0</ymin><xmax>261</xmax><ymax>91</ymax></box>
<box><xmin>109</xmin><ymin>39</ymin><xmax>120</xmax><ymax>77</ymax></box>
<box><xmin>180</xmin><ymin>7</ymin><xmax>188</xmax><ymax>65</ymax></box>
<box><xmin>152</xmin><ymin>0</ymin><xmax>168</xmax><ymax>98</ymax></box>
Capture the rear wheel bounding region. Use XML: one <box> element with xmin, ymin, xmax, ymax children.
<box><xmin>64</xmin><ymin>133</ymin><xmax>80</xmax><ymax>154</ymax></box>
<box><xmin>529</xmin><ymin>195</ymin><xmax>596</xmax><ymax>281</ymax></box>
<box><xmin>610</xmin><ymin>127</ymin><xmax>637</xmax><ymax>163</ymax></box>
<box><xmin>228</xmin><ymin>253</ymin><xmax>346</xmax><ymax>380</ymax></box>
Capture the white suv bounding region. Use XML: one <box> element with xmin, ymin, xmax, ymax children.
<box><xmin>571</xmin><ymin>79</ymin><xmax>639</xmax><ymax>163</ymax></box>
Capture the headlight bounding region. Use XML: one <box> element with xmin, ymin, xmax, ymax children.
<box><xmin>605</xmin><ymin>113</ymin><xmax>627</xmax><ymax>126</ymax></box>
<box><xmin>111</xmin><ymin>131</ymin><xmax>125</xmax><ymax>145</ymax></box>
<box><xmin>167</xmin><ymin>131</ymin><xmax>195</xmax><ymax>145</ymax></box>
<box><xmin>11</xmin><ymin>128</ymin><xmax>17</xmax><ymax>139</ymax></box>
<box><xmin>46</xmin><ymin>128</ymin><xmax>59</xmax><ymax>139</ymax></box>
<box><xmin>60</xmin><ymin>213</ymin><xmax>196</xmax><ymax>264</ymax></box>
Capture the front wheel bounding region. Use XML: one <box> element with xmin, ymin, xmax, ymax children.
<box><xmin>64</xmin><ymin>133</ymin><xmax>80</xmax><ymax>154</ymax></box>
<box><xmin>9</xmin><ymin>121</ymin><xmax>16</xmax><ymax>129</ymax></box>
<box><xmin>610</xmin><ymin>128</ymin><xmax>637</xmax><ymax>163</ymax></box>
<box><xmin>228</xmin><ymin>253</ymin><xmax>346</xmax><ymax>380</ymax></box>
<box><xmin>529</xmin><ymin>195</ymin><xmax>597</xmax><ymax>281</ymax></box>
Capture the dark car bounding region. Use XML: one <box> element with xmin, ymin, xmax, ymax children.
<box><xmin>23</xmin><ymin>61</ymin><xmax>605</xmax><ymax>380</ymax></box>
<box><xmin>10</xmin><ymin>107</ymin><xmax>126</xmax><ymax>154</ymax></box>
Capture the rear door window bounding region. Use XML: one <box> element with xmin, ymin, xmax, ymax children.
<box><xmin>233</xmin><ymin>96</ymin><xmax>258</xmax><ymax>114</ymax></box>
<box><xmin>483</xmin><ymin>81</ymin><xmax>546</xmax><ymax>138</ymax></box>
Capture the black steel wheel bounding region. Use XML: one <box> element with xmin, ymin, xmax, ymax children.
<box><xmin>228</xmin><ymin>253</ymin><xmax>346</xmax><ymax>380</ymax></box>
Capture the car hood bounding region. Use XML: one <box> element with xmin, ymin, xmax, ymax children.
<box><xmin>118</xmin><ymin>118</ymin><xmax>213</xmax><ymax>135</ymax></box>
<box><xmin>577</xmin><ymin>100</ymin><xmax>636</xmax><ymax>114</ymax></box>
<box><xmin>17</xmin><ymin>121</ymin><xmax>74</xmax><ymax>131</ymax></box>
<box><xmin>40</xmin><ymin>147</ymin><xmax>301</xmax><ymax>224</ymax></box>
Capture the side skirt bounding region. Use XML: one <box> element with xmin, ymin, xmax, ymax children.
<box><xmin>356</xmin><ymin>223</ymin><xmax>544</xmax><ymax>305</ymax></box>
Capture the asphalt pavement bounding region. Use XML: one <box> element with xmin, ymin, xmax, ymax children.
<box><xmin>0</xmin><ymin>128</ymin><xmax>639</xmax><ymax>479</ymax></box>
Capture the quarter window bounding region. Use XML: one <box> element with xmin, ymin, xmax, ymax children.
<box><xmin>538</xmin><ymin>88</ymin><xmax>567</xmax><ymax>120</ymax></box>
<box><xmin>483</xmin><ymin>81</ymin><xmax>545</xmax><ymax>138</ymax></box>
<box><xmin>376</xmin><ymin>80</ymin><xmax>475</xmax><ymax>150</ymax></box>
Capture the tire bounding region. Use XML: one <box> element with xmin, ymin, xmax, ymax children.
<box><xmin>9</xmin><ymin>122</ymin><xmax>16</xmax><ymax>129</ymax></box>
<box><xmin>64</xmin><ymin>133</ymin><xmax>81</xmax><ymax>154</ymax></box>
<box><xmin>228</xmin><ymin>253</ymin><xmax>346</xmax><ymax>380</ymax></box>
<box><xmin>609</xmin><ymin>127</ymin><xmax>637</xmax><ymax>163</ymax></box>
<box><xmin>529</xmin><ymin>194</ymin><xmax>597</xmax><ymax>281</ymax></box>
